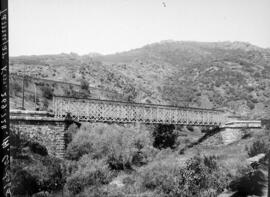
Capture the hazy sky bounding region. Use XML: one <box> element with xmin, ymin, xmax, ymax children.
<box><xmin>10</xmin><ymin>0</ymin><xmax>270</xmax><ymax>56</ymax></box>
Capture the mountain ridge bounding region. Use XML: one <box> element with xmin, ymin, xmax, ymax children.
<box><xmin>10</xmin><ymin>41</ymin><xmax>270</xmax><ymax>118</ymax></box>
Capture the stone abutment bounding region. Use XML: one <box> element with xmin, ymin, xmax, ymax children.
<box><xmin>10</xmin><ymin>112</ymin><xmax>68</xmax><ymax>159</ymax></box>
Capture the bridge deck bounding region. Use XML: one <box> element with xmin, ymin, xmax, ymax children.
<box><xmin>53</xmin><ymin>96</ymin><xmax>225</xmax><ymax>126</ymax></box>
<box><xmin>221</xmin><ymin>120</ymin><xmax>261</xmax><ymax>128</ymax></box>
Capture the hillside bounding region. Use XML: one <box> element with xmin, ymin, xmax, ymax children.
<box><xmin>10</xmin><ymin>41</ymin><xmax>270</xmax><ymax>118</ymax></box>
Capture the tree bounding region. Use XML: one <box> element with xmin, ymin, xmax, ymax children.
<box><xmin>80</xmin><ymin>79</ymin><xmax>90</xmax><ymax>91</ymax></box>
<box><xmin>152</xmin><ymin>124</ymin><xmax>177</xmax><ymax>149</ymax></box>
<box><xmin>123</xmin><ymin>85</ymin><xmax>137</xmax><ymax>102</ymax></box>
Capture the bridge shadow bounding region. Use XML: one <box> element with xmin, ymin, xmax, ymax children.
<box><xmin>179</xmin><ymin>126</ymin><xmax>221</xmax><ymax>154</ymax></box>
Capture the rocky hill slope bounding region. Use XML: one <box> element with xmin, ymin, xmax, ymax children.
<box><xmin>10</xmin><ymin>41</ymin><xmax>270</xmax><ymax>118</ymax></box>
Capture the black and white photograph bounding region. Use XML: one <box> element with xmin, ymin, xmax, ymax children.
<box><xmin>3</xmin><ymin>0</ymin><xmax>270</xmax><ymax>196</ymax></box>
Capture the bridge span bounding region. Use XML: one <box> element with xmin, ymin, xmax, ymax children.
<box><xmin>53</xmin><ymin>96</ymin><xmax>226</xmax><ymax>126</ymax></box>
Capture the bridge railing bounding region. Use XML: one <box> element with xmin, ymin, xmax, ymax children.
<box><xmin>53</xmin><ymin>96</ymin><xmax>226</xmax><ymax>126</ymax></box>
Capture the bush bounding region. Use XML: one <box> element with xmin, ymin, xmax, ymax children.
<box><xmin>230</xmin><ymin>167</ymin><xmax>266</xmax><ymax>197</ymax></box>
<box><xmin>79</xmin><ymin>186</ymin><xmax>116</xmax><ymax>197</ymax></box>
<box><xmin>80</xmin><ymin>79</ymin><xmax>89</xmax><ymax>91</ymax></box>
<box><xmin>27</xmin><ymin>141</ymin><xmax>48</xmax><ymax>156</ymax></box>
<box><xmin>42</xmin><ymin>98</ymin><xmax>50</xmax><ymax>110</ymax></box>
<box><xmin>139</xmin><ymin>155</ymin><xmax>230</xmax><ymax>197</ymax></box>
<box><xmin>15</xmin><ymin>155</ymin><xmax>67</xmax><ymax>195</ymax></box>
<box><xmin>182</xmin><ymin>156</ymin><xmax>229</xmax><ymax>195</ymax></box>
<box><xmin>12</xmin><ymin>81</ymin><xmax>22</xmax><ymax>93</ymax></box>
<box><xmin>66</xmin><ymin>156</ymin><xmax>112</xmax><ymax>195</ymax></box>
<box><xmin>64</xmin><ymin>123</ymin><xmax>79</xmax><ymax>148</ymax></box>
<box><xmin>10</xmin><ymin>127</ymin><xmax>48</xmax><ymax>157</ymax></box>
<box><xmin>247</xmin><ymin>101</ymin><xmax>255</xmax><ymax>110</ymax></box>
<box><xmin>41</xmin><ymin>86</ymin><xmax>53</xmax><ymax>99</ymax></box>
<box><xmin>24</xmin><ymin>77</ymin><xmax>31</xmax><ymax>88</ymax></box>
<box><xmin>11</xmin><ymin>170</ymin><xmax>39</xmax><ymax>196</ymax></box>
<box><xmin>65</xmin><ymin>126</ymin><xmax>95</xmax><ymax>160</ymax></box>
<box><xmin>139</xmin><ymin>159</ymin><xmax>184</xmax><ymax>196</ymax></box>
<box><xmin>247</xmin><ymin>139</ymin><xmax>268</xmax><ymax>157</ymax></box>
<box><xmin>123</xmin><ymin>85</ymin><xmax>137</xmax><ymax>102</ymax></box>
<box><xmin>66</xmin><ymin>124</ymin><xmax>157</xmax><ymax>169</ymax></box>
<box><xmin>39</xmin><ymin>157</ymin><xmax>66</xmax><ymax>193</ymax></box>
<box><xmin>152</xmin><ymin>124</ymin><xmax>177</xmax><ymax>149</ymax></box>
<box><xmin>10</xmin><ymin>127</ymin><xmax>66</xmax><ymax>195</ymax></box>
<box><xmin>186</xmin><ymin>126</ymin><xmax>194</xmax><ymax>132</ymax></box>
<box><xmin>10</xmin><ymin>127</ymin><xmax>28</xmax><ymax>158</ymax></box>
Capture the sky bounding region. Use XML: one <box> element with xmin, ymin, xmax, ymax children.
<box><xmin>10</xmin><ymin>0</ymin><xmax>270</xmax><ymax>56</ymax></box>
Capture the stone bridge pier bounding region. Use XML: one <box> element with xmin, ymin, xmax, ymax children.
<box><xmin>10</xmin><ymin>110</ymin><xmax>80</xmax><ymax>159</ymax></box>
<box><xmin>10</xmin><ymin>109</ymin><xmax>262</xmax><ymax>158</ymax></box>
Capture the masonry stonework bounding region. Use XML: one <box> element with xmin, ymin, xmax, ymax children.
<box><xmin>220</xmin><ymin>128</ymin><xmax>244</xmax><ymax>145</ymax></box>
<box><xmin>10</xmin><ymin>118</ymin><xmax>66</xmax><ymax>159</ymax></box>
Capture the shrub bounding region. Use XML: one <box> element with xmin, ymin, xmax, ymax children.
<box><xmin>230</xmin><ymin>167</ymin><xmax>266</xmax><ymax>197</ymax></box>
<box><xmin>186</xmin><ymin>126</ymin><xmax>194</xmax><ymax>132</ymax></box>
<box><xmin>11</xmin><ymin>170</ymin><xmax>39</xmax><ymax>196</ymax></box>
<box><xmin>10</xmin><ymin>127</ymin><xmax>49</xmax><ymax>157</ymax></box>
<box><xmin>247</xmin><ymin>101</ymin><xmax>255</xmax><ymax>110</ymax></box>
<box><xmin>26</xmin><ymin>141</ymin><xmax>48</xmax><ymax>156</ymax></box>
<box><xmin>15</xmin><ymin>154</ymin><xmax>67</xmax><ymax>195</ymax></box>
<box><xmin>66</xmin><ymin>124</ymin><xmax>157</xmax><ymax>169</ymax></box>
<box><xmin>39</xmin><ymin>157</ymin><xmax>66</xmax><ymax>193</ymax></box>
<box><xmin>241</xmin><ymin>129</ymin><xmax>252</xmax><ymax>139</ymax></box>
<box><xmin>80</xmin><ymin>79</ymin><xmax>89</xmax><ymax>91</ymax></box>
<box><xmin>42</xmin><ymin>98</ymin><xmax>50</xmax><ymax>110</ymax></box>
<box><xmin>41</xmin><ymin>86</ymin><xmax>53</xmax><ymax>99</ymax></box>
<box><xmin>139</xmin><ymin>159</ymin><xmax>184</xmax><ymax>196</ymax></box>
<box><xmin>152</xmin><ymin>124</ymin><xmax>177</xmax><ymax>149</ymax></box>
<box><xmin>10</xmin><ymin>127</ymin><xmax>66</xmax><ymax>195</ymax></box>
<box><xmin>64</xmin><ymin>123</ymin><xmax>79</xmax><ymax>148</ymax></box>
<box><xmin>139</xmin><ymin>155</ymin><xmax>230</xmax><ymax>197</ymax></box>
<box><xmin>12</xmin><ymin>81</ymin><xmax>22</xmax><ymax>93</ymax></box>
<box><xmin>123</xmin><ymin>85</ymin><xmax>137</xmax><ymax>102</ymax></box>
<box><xmin>78</xmin><ymin>185</ymin><xmax>142</xmax><ymax>197</ymax></box>
<box><xmin>253</xmin><ymin>72</ymin><xmax>261</xmax><ymax>78</ymax></box>
<box><xmin>79</xmin><ymin>186</ymin><xmax>116</xmax><ymax>197</ymax></box>
<box><xmin>246</xmin><ymin>86</ymin><xmax>254</xmax><ymax>92</ymax></box>
<box><xmin>247</xmin><ymin>139</ymin><xmax>268</xmax><ymax>157</ymax></box>
<box><xmin>24</xmin><ymin>77</ymin><xmax>31</xmax><ymax>88</ymax></box>
<box><xmin>10</xmin><ymin>127</ymin><xmax>28</xmax><ymax>158</ymax></box>
<box><xmin>182</xmin><ymin>155</ymin><xmax>229</xmax><ymax>195</ymax></box>
<box><xmin>65</xmin><ymin>130</ymin><xmax>94</xmax><ymax>160</ymax></box>
<box><xmin>66</xmin><ymin>156</ymin><xmax>112</xmax><ymax>195</ymax></box>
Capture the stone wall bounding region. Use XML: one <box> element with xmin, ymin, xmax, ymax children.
<box><xmin>220</xmin><ymin>128</ymin><xmax>244</xmax><ymax>145</ymax></box>
<box><xmin>10</xmin><ymin>117</ymin><xmax>66</xmax><ymax>159</ymax></box>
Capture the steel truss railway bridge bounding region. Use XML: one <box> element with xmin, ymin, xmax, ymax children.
<box><xmin>9</xmin><ymin>96</ymin><xmax>261</xmax><ymax>159</ymax></box>
<box><xmin>52</xmin><ymin>96</ymin><xmax>261</xmax><ymax>128</ymax></box>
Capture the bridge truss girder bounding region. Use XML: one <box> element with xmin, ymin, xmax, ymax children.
<box><xmin>53</xmin><ymin>96</ymin><xmax>225</xmax><ymax>126</ymax></box>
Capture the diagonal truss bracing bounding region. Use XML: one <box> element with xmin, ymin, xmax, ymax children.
<box><xmin>53</xmin><ymin>96</ymin><xmax>226</xmax><ymax>126</ymax></box>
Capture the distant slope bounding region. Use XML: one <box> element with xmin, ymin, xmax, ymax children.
<box><xmin>10</xmin><ymin>41</ymin><xmax>270</xmax><ymax>118</ymax></box>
